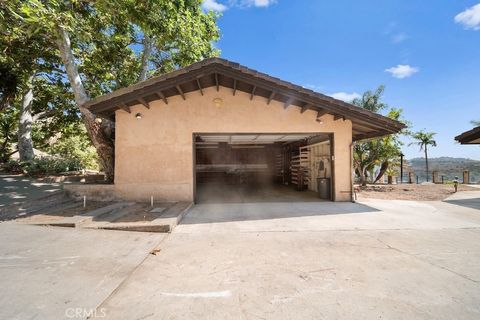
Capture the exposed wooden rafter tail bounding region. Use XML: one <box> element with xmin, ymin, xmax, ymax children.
<box><xmin>250</xmin><ymin>86</ymin><xmax>256</xmax><ymax>100</ymax></box>
<box><xmin>196</xmin><ymin>78</ymin><xmax>204</xmax><ymax>96</ymax></box>
<box><xmin>301</xmin><ymin>104</ymin><xmax>310</xmax><ymax>113</ymax></box>
<box><xmin>119</xmin><ymin>103</ymin><xmax>131</xmax><ymax>113</ymax></box>
<box><xmin>284</xmin><ymin>97</ymin><xmax>294</xmax><ymax>109</ymax></box>
<box><xmin>156</xmin><ymin>91</ymin><xmax>168</xmax><ymax>105</ymax></box>
<box><xmin>267</xmin><ymin>91</ymin><xmax>275</xmax><ymax>105</ymax></box>
<box><xmin>176</xmin><ymin>85</ymin><xmax>185</xmax><ymax>100</ymax></box>
<box><xmin>233</xmin><ymin>79</ymin><xmax>237</xmax><ymax>96</ymax></box>
<box><xmin>316</xmin><ymin>109</ymin><xmax>328</xmax><ymax>119</ymax></box>
<box><xmin>138</xmin><ymin>98</ymin><xmax>149</xmax><ymax>109</ymax></box>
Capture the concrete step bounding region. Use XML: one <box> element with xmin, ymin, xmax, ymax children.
<box><xmin>42</xmin><ymin>202</ymin><xmax>135</xmax><ymax>228</ymax></box>
<box><xmin>80</xmin><ymin>203</ymin><xmax>149</xmax><ymax>230</ymax></box>
<box><xmin>98</xmin><ymin>202</ymin><xmax>193</xmax><ymax>233</ymax></box>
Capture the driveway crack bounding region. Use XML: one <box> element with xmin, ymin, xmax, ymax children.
<box><xmin>374</xmin><ymin>236</ymin><xmax>479</xmax><ymax>284</ymax></box>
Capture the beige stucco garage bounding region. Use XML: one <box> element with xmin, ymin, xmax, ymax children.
<box><xmin>85</xmin><ymin>58</ymin><xmax>404</xmax><ymax>203</ymax></box>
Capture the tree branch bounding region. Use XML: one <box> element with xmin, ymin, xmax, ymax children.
<box><xmin>138</xmin><ymin>34</ymin><xmax>153</xmax><ymax>82</ymax></box>
<box><xmin>32</xmin><ymin>109</ymin><xmax>56</xmax><ymax>122</ymax></box>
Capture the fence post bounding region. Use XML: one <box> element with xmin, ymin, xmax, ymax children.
<box><xmin>416</xmin><ymin>175</ymin><xmax>419</xmax><ymax>184</ymax></box>
<box><xmin>441</xmin><ymin>175</ymin><xmax>444</xmax><ymax>184</ymax></box>
<box><xmin>408</xmin><ymin>172</ymin><xmax>414</xmax><ymax>184</ymax></box>
<box><xmin>432</xmin><ymin>171</ymin><xmax>439</xmax><ymax>184</ymax></box>
<box><xmin>463</xmin><ymin>170</ymin><xmax>470</xmax><ymax>184</ymax></box>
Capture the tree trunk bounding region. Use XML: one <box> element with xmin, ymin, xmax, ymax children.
<box><xmin>424</xmin><ymin>147</ymin><xmax>429</xmax><ymax>182</ymax></box>
<box><xmin>138</xmin><ymin>34</ymin><xmax>153</xmax><ymax>82</ymax></box>
<box><xmin>359</xmin><ymin>166</ymin><xmax>367</xmax><ymax>187</ymax></box>
<box><xmin>374</xmin><ymin>161</ymin><xmax>389</xmax><ymax>183</ymax></box>
<box><xmin>55</xmin><ymin>27</ymin><xmax>115</xmax><ymax>182</ymax></box>
<box><xmin>17</xmin><ymin>74</ymin><xmax>35</xmax><ymax>161</ymax></box>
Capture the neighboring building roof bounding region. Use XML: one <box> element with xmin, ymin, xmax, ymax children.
<box><xmin>85</xmin><ymin>58</ymin><xmax>405</xmax><ymax>140</ymax></box>
<box><xmin>455</xmin><ymin>126</ymin><xmax>480</xmax><ymax>144</ymax></box>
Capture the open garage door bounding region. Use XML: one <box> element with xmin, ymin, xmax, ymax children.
<box><xmin>193</xmin><ymin>133</ymin><xmax>333</xmax><ymax>203</ymax></box>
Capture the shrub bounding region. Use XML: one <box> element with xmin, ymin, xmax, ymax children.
<box><xmin>3</xmin><ymin>157</ymin><xmax>83</xmax><ymax>177</ymax></box>
<box><xmin>3</xmin><ymin>159</ymin><xmax>23</xmax><ymax>174</ymax></box>
<box><xmin>46</xmin><ymin>132</ymin><xmax>100</xmax><ymax>171</ymax></box>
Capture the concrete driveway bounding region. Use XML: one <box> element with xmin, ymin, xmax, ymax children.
<box><xmin>0</xmin><ymin>173</ymin><xmax>62</xmax><ymax>208</ymax></box>
<box><xmin>1</xmin><ymin>190</ymin><xmax>480</xmax><ymax>319</ymax></box>
<box><xmin>0</xmin><ymin>223</ymin><xmax>166</xmax><ymax>320</ymax></box>
<box><xmin>96</xmin><ymin>191</ymin><xmax>480</xmax><ymax>320</ymax></box>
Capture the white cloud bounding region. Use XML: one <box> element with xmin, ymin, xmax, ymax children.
<box><xmin>202</xmin><ymin>0</ymin><xmax>276</xmax><ymax>11</ymax></box>
<box><xmin>328</xmin><ymin>92</ymin><xmax>361</xmax><ymax>102</ymax></box>
<box><xmin>455</xmin><ymin>4</ymin><xmax>480</xmax><ymax>30</ymax></box>
<box><xmin>234</xmin><ymin>0</ymin><xmax>277</xmax><ymax>8</ymax></box>
<box><xmin>303</xmin><ymin>84</ymin><xmax>324</xmax><ymax>91</ymax></box>
<box><xmin>385</xmin><ymin>64</ymin><xmax>419</xmax><ymax>79</ymax></box>
<box><xmin>391</xmin><ymin>32</ymin><xmax>408</xmax><ymax>44</ymax></box>
<box><xmin>249</xmin><ymin>0</ymin><xmax>276</xmax><ymax>7</ymax></box>
<box><xmin>202</xmin><ymin>0</ymin><xmax>228</xmax><ymax>12</ymax></box>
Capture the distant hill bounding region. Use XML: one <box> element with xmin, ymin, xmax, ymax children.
<box><xmin>407</xmin><ymin>157</ymin><xmax>480</xmax><ymax>183</ymax></box>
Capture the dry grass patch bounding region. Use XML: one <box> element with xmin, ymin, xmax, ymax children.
<box><xmin>356</xmin><ymin>183</ymin><xmax>479</xmax><ymax>201</ymax></box>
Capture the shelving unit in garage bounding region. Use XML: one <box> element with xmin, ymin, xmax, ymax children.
<box><xmin>290</xmin><ymin>148</ymin><xmax>310</xmax><ymax>190</ymax></box>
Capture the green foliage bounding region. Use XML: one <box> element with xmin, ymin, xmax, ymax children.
<box><xmin>385</xmin><ymin>167</ymin><xmax>398</xmax><ymax>176</ymax></box>
<box><xmin>351</xmin><ymin>85</ymin><xmax>388</xmax><ymax>113</ymax></box>
<box><xmin>1</xmin><ymin>0</ymin><xmax>220</xmax><ymax>175</ymax></box>
<box><xmin>4</xmin><ymin>157</ymin><xmax>82</xmax><ymax>177</ymax></box>
<box><xmin>409</xmin><ymin>130</ymin><xmax>437</xmax><ymax>182</ymax></box>
<box><xmin>470</xmin><ymin>120</ymin><xmax>480</xmax><ymax>127</ymax></box>
<box><xmin>0</xmin><ymin>107</ymin><xmax>18</xmax><ymax>161</ymax></box>
<box><xmin>352</xmin><ymin>86</ymin><xmax>410</xmax><ymax>185</ymax></box>
<box><xmin>410</xmin><ymin>130</ymin><xmax>437</xmax><ymax>151</ymax></box>
<box><xmin>3</xmin><ymin>122</ymin><xmax>99</xmax><ymax>176</ymax></box>
<box><xmin>46</xmin><ymin>125</ymin><xmax>100</xmax><ymax>170</ymax></box>
<box><xmin>9</xmin><ymin>0</ymin><xmax>221</xmax><ymax>97</ymax></box>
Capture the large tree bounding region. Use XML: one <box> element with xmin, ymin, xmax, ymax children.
<box><xmin>5</xmin><ymin>0</ymin><xmax>220</xmax><ymax>181</ymax></box>
<box><xmin>352</xmin><ymin>86</ymin><xmax>409</xmax><ymax>186</ymax></box>
<box><xmin>410</xmin><ymin>130</ymin><xmax>437</xmax><ymax>182</ymax></box>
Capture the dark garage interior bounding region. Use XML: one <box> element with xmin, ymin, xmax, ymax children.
<box><xmin>194</xmin><ymin>133</ymin><xmax>333</xmax><ymax>203</ymax></box>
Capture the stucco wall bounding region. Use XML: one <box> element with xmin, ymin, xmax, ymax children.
<box><xmin>114</xmin><ymin>87</ymin><xmax>353</xmax><ymax>201</ymax></box>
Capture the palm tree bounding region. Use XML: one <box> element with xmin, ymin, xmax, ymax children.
<box><xmin>410</xmin><ymin>130</ymin><xmax>437</xmax><ymax>182</ymax></box>
<box><xmin>471</xmin><ymin>120</ymin><xmax>480</xmax><ymax>127</ymax></box>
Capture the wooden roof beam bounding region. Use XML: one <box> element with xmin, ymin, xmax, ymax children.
<box><xmin>284</xmin><ymin>97</ymin><xmax>294</xmax><ymax>109</ymax></box>
<box><xmin>301</xmin><ymin>104</ymin><xmax>311</xmax><ymax>113</ymax></box>
<box><xmin>155</xmin><ymin>91</ymin><xmax>168</xmax><ymax>104</ymax></box>
<box><xmin>316</xmin><ymin>109</ymin><xmax>328</xmax><ymax>119</ymax></box>
<box><xmin>118</xmin><ymin>103</ymin><xmax>131</xmax><ymax>113</ymax></box>
<box><xmin>137</xmin><ymin>97</ymin><xmax>149</xmax><ymax>109</ymax></box>
<box><xmin>334</xmin><ymin>114</ymin><xmax>345</xmax><ymax>121</ymax></box>
<box><xmin>233</xmin><ymin>79</ymin><xmax>237</xmax><ymax>96</ymax></box>
<box><xmin>176</xmin><ymin>85</ymin><xmax>186</xmax><ymax>100</ymax></box>
<box><xmin>215</xmin><ymin>73</ymin><xmax>219</xmax><ymax>91</ymax></box>
<box><xmin>250</xmin><ymin>86</ymin><xmax>256</xmax><ymax>100</ymax></box>
<box><xmin>267</xmin><ymin>91</ymin><xmax>275</xmax><ymax>105</ymax></box>
<box><xmin>196</xmin><ymin>78</ymin><xmax>204</xmax><ymax>96</ymax></box>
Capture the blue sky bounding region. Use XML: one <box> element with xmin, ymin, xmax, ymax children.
<box><xmin>202</xmin><ymin>0</ymin><xmax>480</xmax><ymax>160</ymax></box>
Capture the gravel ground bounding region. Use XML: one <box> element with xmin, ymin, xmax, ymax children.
<box><xmin>356</xmin><ymin>183</ymin><xmax>479</xmax><ymax>201</ymax></box>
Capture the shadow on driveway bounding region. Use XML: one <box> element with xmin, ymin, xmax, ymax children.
<box><xmin>444</xmin><ymin>198</ymin><xmax>480</xmax><ymax>210</ymax></box>
<box><xmin>443</xmin><ymin>190</ymin><xmax>480</xmax><ymax>211</ymax></box>
<box><xmin>182</xmin><ymin>201</ymin><xmax>380</xmax><ymax>225</ymax></box>
<box><xmin>0</xmin><ymin>174</ymin><xmax>62</xmax><ymax>208</ymax></box>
